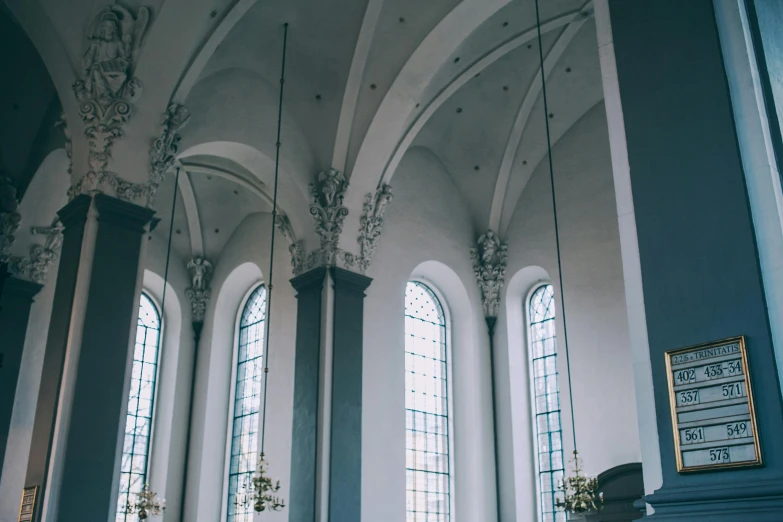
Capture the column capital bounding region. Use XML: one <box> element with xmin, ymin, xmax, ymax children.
<box><xmin>94</xmin><ymin>193</ymin><xmax>155</xmax><ymax>233</ymax></box>
<box><xmin>0</xmin><ymin>276</ymin><xmax>43</xmax><ymax>304</ymax></box>
<box><xmin>291</xmin><ymin>266</ymin><xmax>326</xmax><ymax>295</ymax></box>
<box><xmin>57</xmin><ymin>195</ymin><xmax>92</xmax><ymax>230</ymax></box>
<box><xmin>330</xmin><ymin>267</ymin><xmax>371</xmax><ymax>296</ymax></box>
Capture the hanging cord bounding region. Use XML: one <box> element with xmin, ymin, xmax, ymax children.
<box><xmin>534</xmin><ymin>0</ymin><xmax>578</xmax><ymax>452</ymax></box>
<box><xmin>159</xmin><ymin>167</ymin><xmax>180</xmax><ymax>319</ymax></box>
<box><xmin>260</xmin><ymin>22</ymin><xmax>289</xmax><ymax>456</ymax></box>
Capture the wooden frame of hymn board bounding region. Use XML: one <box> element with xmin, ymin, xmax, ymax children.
<box><xmin>665</xmin><ymin>336</ymin><xmax>762</xmax><ymax>473</ymax></box>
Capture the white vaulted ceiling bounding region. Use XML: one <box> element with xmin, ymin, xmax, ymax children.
<box><xmin>160</xmin><ymin>0</ymin><xmax>601</xmax><ymax>261</ymax></box>
<box><xmin>5</xmin><ymin>0</ymin><xmax>604</xmax><ymax>261</ymax></box>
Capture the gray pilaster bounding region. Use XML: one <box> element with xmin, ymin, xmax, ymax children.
<box><xmin>23</xmin><ymin>194</ymin><xmax>154</xmax><ymax>521</ymax></box>
<box><xmin>610</xmin><ymin>0</ymin><xmax>783</xmax><ymax>518</ymax></box>
<box><xmin>0</xmin><ymin>276</ymin><xmax>42</xmax><ymax>474</ymax></box>
<box><xmin>289</xmin><ymin>266</ymin><xmax>326</xmax><ymax>522</ymax></box>
<box><xmin>55</xmin><ymin>194</ymin><xmax>154</xmax><ymax>521</ymax></box>
<box><xmin>329</xmin><ymin>267</ymin><xmax>371</xmax><ymax>522</ymax></box>
<box><xmin>24</xmin><ymin>194</ymin><xmax>92</xmax><ymax>519</ymax></box>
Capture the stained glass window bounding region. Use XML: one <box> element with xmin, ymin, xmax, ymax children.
<box><xmin>529</xmin><ymin>285</ymin><xmax>565</xmax><ymax>522</ymax></box>
<box><xmin>227</xmin><ymin>285</ymin><xmax>266</xmax><ymax>522</ymax></box>
<box><xmin>116</xmin><ymin>293</ymin><xmax>161</xmax><ymax>522</ymax></box>
<box><xmin>405</xmin><ymin>281</ymin><xmax>451</xmax><ymax>522</ymax></box>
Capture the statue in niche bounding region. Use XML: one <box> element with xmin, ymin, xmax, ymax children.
<box><xmin>77</xmin><ymin>4</ymin><xmax>150</xmax><ymax>104</ymax></box>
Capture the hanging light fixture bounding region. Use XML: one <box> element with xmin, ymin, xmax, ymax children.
<box><xmin>532</xmin><ymin>0</ymin><xmax>602</xmax><ymax>515</ymax></box>
<box><xmin>125</xmin><ymin>167</ymin><xmax>181</xmax><ymax>519</ymax></box>
<box><xmin>125</xmin><ymin>483</ymin><xmax>166</xmax><ymax>520</ymax></box>
<box><xmin>234</xmin><ymin>22</ymin><xmax>290</xmax><ymax>514</ymax></box>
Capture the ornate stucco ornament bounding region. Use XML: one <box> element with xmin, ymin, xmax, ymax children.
<box><xmin>56</xmin><ymin>114</ymin><xmax>74</xmax><ymax>177</ymax></box>
<box><xmin>470</xmin><ymin>230</ymin><xmax>508</xmax><ymax>318</ymax></box>
<box><xmin>0</xmin><ymin>175</ymin><xmax>22</xmax><ymax>261</ymax></box>
<box><xmin>6</xmin><ymin>220</ymin><xmax>64</xmax><ymax>285</ymax></box>
<box><xmin>148</xmin><ymin>103</ymin><xmax>190</xmax><ymax>205</ymax></box>
<box><xmin>307</xmin><ymin>168</ymin><xmax>355</xmax><ymax>270</ymax></box>
<box><xmin>69</xmin><ymin>4</ymin><xmax>151</xmax><ymax>203</ymax></box>
<box><xmin>357</xmin><ymin>184</ymin><xmax>393</xmax><ymax>273</ymax></box>
<box><xmin>185</xmin><ymin>257</ymin><xmax>213</xmax><ymax>324</ymax></box>
<box><xmin>275</xmin><ymin>212</ymin><xmax>306</xmax><ymax>276</ymax></box>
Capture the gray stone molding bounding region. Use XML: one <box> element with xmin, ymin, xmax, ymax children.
<box><xmin>470</xmin><ymin>230</ymin><xmax>508</xmax><ymax>318</ymax></box>
<box><xmin>185</xmin><ymin>257</ymin><xmax>213</xmax><ymax>323</ymax></box>
<box><xmin>148</xmin><ymin>103</ymin><xmax>190</xmax><ymax>205</ymax></box>
<box><xmin>357</xmin><ymin>184</ymin><xmax>393</xmax><ymax>273</ymax></box>
<box><xmin>68</xmin><ymin>4</ymin><xmax>151</xmax><ymax>204</ymax></box>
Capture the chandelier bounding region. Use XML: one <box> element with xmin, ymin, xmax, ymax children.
<box><xmin>125</xmin><ymin>484</ymin><xmax>165</xmax><ymax>520</ymax></box>
<box><xmin>555</xmin><ymin>450</ymin><xmax>603</xmax><ymax>514</ymax></box>
<box><xmin>233</xmin><ymin>453</ymin><xmax>287</xmax><ymax>513</ymax></box>
<box><xmin>531</xmin><ymin>0</ymin><xmax>602</xmax><ymax>516</ymax></box>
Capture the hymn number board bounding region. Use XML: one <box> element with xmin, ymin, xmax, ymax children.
<box><xmin>665</xmin><ymin>337</ymin><xmax>762</xmax><ymax>472</ymax></box>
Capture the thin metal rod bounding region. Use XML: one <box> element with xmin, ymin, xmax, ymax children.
<box><xmin>160</xmin><ymin>168</ymin><xmax>180</xmax><ymax>319</ymax></box>
<box><xmin>260</xmin><ymin>22</ymin><xmax>288</xmax><ymax>456</ymax></box>
<box><xmin>534</xmin><ymin>0</ymin><xmax>578</xmax><ymax>451</ymax></box>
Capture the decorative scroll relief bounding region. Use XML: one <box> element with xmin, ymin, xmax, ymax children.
<box><xmin>357</xmin><ymin>184</ymin><xmax>393</xmax><ymax>273</ymax></box>
<box><xmin>6</xmin><ymin>221</ymin><xmax>64</xmax><ymax>285</ymax></box>
<box><xmin>186</xmin><ymin>257</ymin><xmax>213</xmax><ymax>323</ymax></box>
<box><xmin>69</xmin><ymin>4</ymin><xmax>151</xmax><ymax>204</ymax></box>
<box><xmin>470</xmin><ymin>230</ymin><xmax>508</xmax><ymax>318</ymax></box>
<box><xmin>0</xmin><ymin>176</ymin><xmax>21</xmax><ymax>260</ymax></box>
<box><xmin>148</xmin><ymin>103</ymin><xmax>190</xmax><ymax>205</ymax></box>
<box><xmin>296</xmin><ymin>168</ymin><xmax>356</xmax><ymax>274</ymax></box>
<box><xmin>666</xmin><ymin>336</ymin><xmax>762</xmax><ymax>472</ymax></box>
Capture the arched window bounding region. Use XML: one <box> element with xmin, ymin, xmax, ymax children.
<box><xmin>117</xmin><ymin>293</ymin><xmax>162</xmax><ymax>522</ymax></box>
<box><xmin>404</xmin><ymin>281</ymin><xmax>451</xmax><ymax>522</ymax></box>
<box><xmin>227</xmin><ymin>285</ymin><xmax>266</xmax><ymax>522</ymax></box>
<box><xmin>528</xmin><ymin>284</ymin><xmax>565</xmax><ymax>522</ymax></box>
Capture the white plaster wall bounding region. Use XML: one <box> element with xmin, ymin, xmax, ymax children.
<box><xmin>185</xmin><ymin>212</ymin><xmax>296</xmax><ymax>522</ymax></box>
<box><xmin>363</xmin><ymin>146</ymin><xmax>498</xmax><ymax>522</ymax></box>
<box><xmin>0</xmin><ymin>150</ymin><xmax>68</xmax><ymax>522</ymax></box>
<box><xmin>494</xmin><ymin>103</ymin><xmax>642</xmax><ymax>518</ymax></box>
<box><xmin>140</xmin><ymin>227</ymin><xmax>194</xmax><ymax>522</ymax></box>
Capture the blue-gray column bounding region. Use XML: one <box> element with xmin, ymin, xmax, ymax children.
<box><xmin>289</xmin><ymin>266</ymin><xmax>326</xmax><ymax>522</ymax></box>
<box><xmin>0</xmin><ymin>276</ymin><xmax>42</xmax><ymax>475</ymax></box>
<box><xmin>329</xmin><ymin>267</ymin><xmax>371</xmax><ymax>522</ymax></box>
<box><xmin>23</xmin><ymin>194</ymin><xmax>153</xmax><ymax>521</ymax></box>
<box><xmin>609</xmin><ymin>0</ymin><xmax>783</xmax><ymax>519</ymax></box>
<box><xmin>24</xmin><ymin>195</ymin><xmax>91</xmax><ymax>521</ymax></box>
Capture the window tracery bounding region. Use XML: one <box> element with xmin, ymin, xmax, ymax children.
<box><xmin>405</xmin><ymin>281</ymin><xmax>451</xmax><ymax>522</ymax></box>
<box><xmin>227</xmin><ymin>285</ymin><xmax>266</xmax><ymax>522</ymax></box>
<box><xmin>529</xmin><ymin>284</ymin><xmax>565</xmax><ymax>522</ymax></box>
<box><xmin>116</xmin><ymin>293</ymin><xmax>161</xmax><ymax>522</ymax></box>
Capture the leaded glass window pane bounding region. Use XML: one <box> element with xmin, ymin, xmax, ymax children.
<box><xmin>405</xmin><ymin>281</ymin><xmax>451</xmax><ymax>522</ymax></box>
<box><xmin>116</xmin><ymin>293</ymin><xmax>161</xmax><ymax>522</ymax></box>
<box><xmin>529</xmin><ymin>285</ymin><xmax>566</xmax><ymax>522</ymax></box>
<box><xmin>227</xmin><ymin>285</ymin><xmax>266</xmax><ymax>522</ymax></box>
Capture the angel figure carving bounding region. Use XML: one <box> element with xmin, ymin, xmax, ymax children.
<box><xmin>79</xmin><ymin>4</ymin><xmax>150</xmax><ymax>103</ymax></box>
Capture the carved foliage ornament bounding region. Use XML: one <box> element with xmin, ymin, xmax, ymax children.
<box><xmin>6</xmin><ymin>221</ymin><xmax>64</xmax><ymax>285</ymax></box>
<box><xmin>69</xmin><ymin>4</ymin><xmax>151</xmax><ymax>203</ymax></box>
<box><xmin>470</xmin><ymin>230</ymin><xmax>508</xmax><ymax>318</ymax></box>
<box><xmin>0</xmin><ymin>175</ymin><xmax>21</xmax><ymax>260</ymax></box>
<box><xmin>186</xmin><ymin>257</ymin><xmax>213</xmax><ymax>323</ymax></box>
<box><xmin>357</xmin><ymin>184</ymin><xmax>393</xmax><ymax>273</ymax></box>
<box><xmin>306</xmin><ymin>169</ymin><xmax>352</xmax><ymax>270</ymax></box>
<box><xmin>148</xmin><ymin>103</ymin><xmax>190</xmax><ymax>204</ymax></box>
